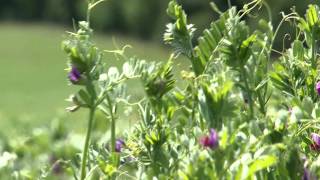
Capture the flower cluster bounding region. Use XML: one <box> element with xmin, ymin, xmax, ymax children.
<box><xmin>311</xmin><ymin>133</ymin><xmax>320</xmax><ymax>151</ymax></box>
<box><xmin>63</xmin><ymin>21</ymin><xmax>102</xmax><ymax>87</ymax></box>
<box><xmin>199</xmin><ymin>129</ymin><xmax>219</xmax><ymax>149</ymax></box>
<box><xmin>115</xmin><ymin>139</ymin><xmax>125</xmax><ymax>152</ymax></box>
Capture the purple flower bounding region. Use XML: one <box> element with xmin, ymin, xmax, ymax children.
<box><xmin>68</xmin><ymin>66</ymin><xmax>81</xmax><ymax>84</ymax></box>
<box><xmin>303</xmin><ymin>165</ymin><xmax>317</xmax><ymax>180</ymax></box>
<box><xmin>304</xmin><ymin>167</ymin><xmax>312</xmax><ymax>180</ymax></box>
<box><xmin>115</xmin><ymin>139</ymin><xmax>125</xmax><ymax>152</ymax></box>
<box><xmin>200</xmin><ymin>128</ymin><xmax>219</xmax><ymax>149</ymax></box>
<box><xmin>310</xmin><ymin>133</ymin><xmax>320</xmax><ymax>151</ymax></box>
<box><xmin>49</xmin><ymin>155</ymin><xmax>63</xmax><ymax>174</ymax></box>
<box><xmin>316</xmin><ymin>82</ymin><xmax>320</xmax><ymax>96</ymax></box>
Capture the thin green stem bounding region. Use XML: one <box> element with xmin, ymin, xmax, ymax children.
<box><xmin>271</xmin><ymin>13</ymin><xmax>298</xmax><ymax>49</ymax></box>
<box><xmin>311</xmin><ymin>30</ymin><xmax>317</xmax><ymax>70</ymax></box>
<box><xmin>86</xmin><ymin>6</ymin><xmax>91</xmax><ymax>25</ymax></box>
<box><xmin>308</xmin><ymin>28</ymin><xmax>317</xmax><ymax>100</ymax></box>
<box><xmin>105</xmin><ymin>93</ymin><xmax>118</xmax><ymax>179</ymax></box>
<box><xmin>80</xmin><ymin>107</ymin><xmax>95</xmax><ymax>180</ymax></box>
<box><xmin>227</xmin><ymin>0</ymin><xmax>231</xmax><ymax>8</ymax></box>
<box><xmin>240</xmin><ymin>66</ymin><xmax>254</xmax><ymax>119</ymax></box>
<box><xmin>188</xmin><ymin>38</ymin><xmax>201</xmax><ymax>76</ymax></box>
<box><xmin>262</xmin><ymin>1</ymin><xmax>272</xmax><ymax>23</ymax></box>
<box><xmin>87</xmin><ymin>0</ymin><xmax>106</xmax><ymax>26</ymax></box>
<box><xmin>106</xmin><ymin>93</ymin><xmax>116</xmax><ymax>153</ymax></box>
<box><xmin>257</xmin><ymin>91</ymin><xmax>266</xmax><ymax>115</ymax></box>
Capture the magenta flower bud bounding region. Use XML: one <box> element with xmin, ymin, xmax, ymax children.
<box><xmin>310</xmin><ymin>133</ymin><xmax>320</xmax><ymax>151</ymax></box>
<box><xmin>200</xmin><ymin>128</ymin><xmax>219</xmax><ymax>149</ymax></box>
<box><xmin>316</xmin><ymin>82</ymin><xmax>320</xmax><ymax>96</ymax></box>
<box><xmin>115</xmin><ymin>139</ymin><xmax>125</xmax><ymax>152</ymax></box>
<box><xmin>68</xmin><ymin>66</ymin><xmax>81</xmax><ymax>84</ymax></box>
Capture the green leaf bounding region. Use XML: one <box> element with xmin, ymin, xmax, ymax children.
<box><xmin>78</xmin><ymin>89</ymin><xmax>91</xmax><ymax>105</ymax></box>
<box><xmin>292</xmin><ymin>40</ymin><xmax>304</xmax><ymax>61</ymax></box>
<box><xmin>269</xmin><ymin>63</ymin><xmax>295</xmax><ymax>96</ymax></box>
<box><xmin>143</xmin><ymin>60</ymin><xmax>175</xmax><ymax>99</ymax></box>
<box><xmin>247</xmin><ymin>155</ymin><xmax>277</xmax><ymax>178</ymax></box>
<box><xmin>193</xmin><ymin>8</ymin><xmax>236</xmax><ymax>73</ymax></box>
<box><xmin>239</xmin><ymin>34</ymin><xmax>256</xmax><ymax>65</ymax></box>
<box><xmin>164</xmin><ymin>1</ymin><xmax>195</xmax><ymax>59</ymax></box>
<box><xmin>198</xmin><ymin>79</ymin><xmax>235</xmax><ymax>129</ymax></box>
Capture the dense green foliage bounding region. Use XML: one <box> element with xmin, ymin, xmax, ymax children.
<box><xmin>3</xmin><ymin>0</ymin><xmax>320</xmax><ymax>179</ymax></box>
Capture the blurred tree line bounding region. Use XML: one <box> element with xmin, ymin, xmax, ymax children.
<box><xmin>0</xmin><ymin>0</ymin><xmax>319</xmax><ymax>45</ymax></box>
<box><xmin>0</xmin><ymin>0</ymin><xmax>218</xmax><ymax>40</ymax></box>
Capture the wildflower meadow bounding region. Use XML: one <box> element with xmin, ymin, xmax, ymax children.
<box><xmin>2</xmin><ymin>0</ymin><xmax>320</xmax><ymax>179</ymax></box>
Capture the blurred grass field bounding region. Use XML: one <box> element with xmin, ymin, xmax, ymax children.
<box><xmin>0</xmin><ymin>22</ymin><xmax>186</xmax><ymax>135</ymax></box>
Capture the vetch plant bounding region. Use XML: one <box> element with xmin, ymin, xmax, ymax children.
<box><xmin>63</xmin><ymin>1</ymin><xmax>151</xmax><ymax>179</ymax></box>
<box><xmin>0</xmin><ymin>0</ymin><xmax>319</xmax><ymax>178</ymax></box>
<box><xmin>7</xmin><ymin>0</ymin><xmax>319</xmax><ymax>179</ymax></box>
<box><xmin>62</xmin><ymin>0</ymin><xmax>120</xmax><ymax>179</ymax></box>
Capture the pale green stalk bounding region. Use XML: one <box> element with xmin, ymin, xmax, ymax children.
<box><xmin>80</xmin><ymin>107</ymin><xmax>95</xmax><ymax>180</ymax></box>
